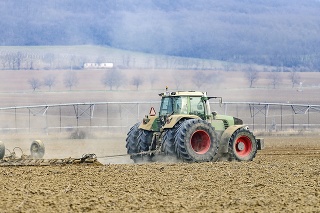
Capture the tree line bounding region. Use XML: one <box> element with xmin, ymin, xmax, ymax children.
<box><xmin>27</xmin><ymin>69</ymin><xmax>144</xmax><ymax>92</ymax></box>
<box><xmin>1</xmin><ymin>48</ymin><xmax>318</xmax><ymax>72</ymax></box>
<box><xmin>27</xmin><ymin>68</ymin><xmax>302</xmax><ymax>92</ymax></box>
<box><xmin>0</xmin><ymin>50</ymin><xmax>227</xmax><ymax>70</ymax></box>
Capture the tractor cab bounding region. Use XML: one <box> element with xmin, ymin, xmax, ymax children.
<box><xmin>159</xmin><ymin>90</ymin><xmax>207</xmax><ymax>121</ymax></box>
<box><xmin>141</xmin><ymin>88</ymin><xmax>224</xmax><ymax>131</ymax></box>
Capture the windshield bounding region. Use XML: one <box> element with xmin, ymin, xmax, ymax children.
<box><xmin>159</xmin><ymin>96</ymin><xmax>188</xmax><ymax>116</ymax></box>
<box><xmin>189</xmin><ymin>96</ymin><xmax>205</xmax><ymax>119</ymax></box>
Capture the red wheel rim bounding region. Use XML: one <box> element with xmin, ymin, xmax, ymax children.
<box><xmin>235</xmin><ymin>135</ymin><xmax>252</xmax><ymax>157</ymax></box>
<box><xmin>190</xmin><ymin>130</ymin><xmax>211</xmax><ymax>154</ymax></box>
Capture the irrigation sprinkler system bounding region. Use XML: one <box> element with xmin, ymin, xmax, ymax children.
<box><xmin>0</xmin><ymin>101</ymin><xmax>319</xmax><ymax>132</ymax></box>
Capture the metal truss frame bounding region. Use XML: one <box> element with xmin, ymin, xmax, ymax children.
<box><xmin>0</xmin><ymin>101</ymin><xmax>319</xmax><ymax>132</ymax></box>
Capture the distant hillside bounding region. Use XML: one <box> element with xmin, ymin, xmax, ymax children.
<box><xmin>1</xmin><ymin>0</ymin><xmax>320</xmax><ymax>69</ymax></box>
<box><xmin>0</xmin><ymin>45</ymin><xmax>232</xmax><ymax>70</ymax></box>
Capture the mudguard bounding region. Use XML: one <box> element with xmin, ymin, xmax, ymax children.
<box><xmin>139</xmin><ymin>114</ymin><xmax>201</xmax><ymax>131</ymax></box>
<box><xmin>218</xmin><ymin>125</ymin><xmax>245</xmax><ymax>154</ymax></box>
<box><xmin>139</xmin><ymin>115</ymin><xmax>158</xmax><ymax>131</ymax></box>
<box><xmin>163</xmin><ymin>114</ymin><xmax>200</xmax><ymax>129</ymax></box>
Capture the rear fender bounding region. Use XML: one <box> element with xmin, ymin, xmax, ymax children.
<box><xmin>163</xmin><ymin>114</ymin><xmax>200</xmax><ymax>129</ymax></box>
<box><xmin>139</xmin><ymin>115</ymin><xmax>158</xmax><ymax>131</ymax></box>
<box><xmin>218</xmin><ymin>125</ymin><xmax>245</xmax><ymax>154</ymax></box>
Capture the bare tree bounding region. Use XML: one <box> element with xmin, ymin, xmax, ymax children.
<box><xmin>43</xmin><ymin>74</ymin><xmax>57</xmax><ymax>91</ymax></box>
<box><xmin>268</xmin><ymin>72</ymin><xmax>282</xmax><ymax>89</ymax></box>
<box><xmin>149</xmin><ymin>74</ymin><xmax>157</xmax><ymax>89</ymax></box>
<box><xmin>222</xmin><ymin>61</ymin><xmax>234</xmax><ymax>71</ymax></box>
<box><xmin>131</xmin><ymin>76</ymin><xmax>143</xmax><ymax>90</ymax></box>
<box><xmin>7</xmin><ymin>53</ymin><xmax>16</xmax><ymax>69</ymax></box>
<box><xmin>121</xmin><ymin>55</ymin><xmax>130</xmax><ymax>68</ymax></box>
<box><xmin>25</xmin><ymin>53</ymin><xmax>38</xmax><ymax>70</ymax></box>
<box><xmin>0</xmin><ymin>53</ymin><xmax>9</xmax><ymax>69</ymax></box>
<box><xmin>192</xmin><ymin>71</ymin><xmax>210</xmax><ymax>89</ymax></box>
<box><xmin>43</xmin><ymin>53</ymin><xmax>55</xmax><ymax>69</ymax></box>
<box><xmin>15</xmin><ymin>52</ymin><xmax>25</xmax><ymax>70</ymax></box>
<box><xmin>289</xmin><ymin>70</ymin><xmax>301</xmax><ymax>88</ymax></box>
<box><xmin>64</xmin><ymin>71</ymin><xmax>78</xmax><ymax>90</ymax></box>
<box><xmin>101</xmin><ymin>69</ymin><xmax>125</xmax><ymax>90</ymax></box>
<box><xmin>173</xmin><ymin>74</ymin><xmax>182</xmax><ymax>90</ymax></box>
<box><xmin>245</xmin><ymin>67</ymin><xmax>259</xmax><ymax>88</ymax></box>
<box><xmin>69</xmin><ymin>54</ymin><xmax>76</xmax><ymax>70</ymax></box>
<box><xmin>28</xmin><ymin>78</ymin><xmax>41</xmax><ymax>91</ymax></box>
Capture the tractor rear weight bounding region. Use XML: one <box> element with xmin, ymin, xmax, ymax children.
<box><xmin>126</xmin><ymin>88</ymin><xmax>264</xmax><ymax>163</ymax></box>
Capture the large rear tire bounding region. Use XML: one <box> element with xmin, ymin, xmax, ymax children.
<box><xmin>175</xmin><ymin>119</ymin><xmax>218</xmax><ymax>162</ymax></box>
<box><xmin>228</xmin><ymin>127</ymin><xmax>258</xmax><ymax>161</ymax></box>
<box><xmin>137</xmin><ymin>130</ymin><xmax>154</xmax><ymax>162</ymax></box>
<box><xmin>126</xmin><ymin>122</ymin><xmax>142</xmax><ymax>163</ymax></box>
<box><xmin>0</xmin><ymin>141</ymin><xmax>5</xmax><ymax>160</ymax></box>
<box><xmin>161</xmin><ymin>122</ymin><xmax>183</xmax><ymax>161</ymax></box>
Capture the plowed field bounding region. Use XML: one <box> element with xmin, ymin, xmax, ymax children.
<box><xmin>0</xmin><ymin>136</ymin><xmax>319</xmax><ymax>212</ymax></box>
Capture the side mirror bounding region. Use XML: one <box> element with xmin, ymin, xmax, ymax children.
<box><xmin>212</xmin><ymin>111</ymin><xmax>217</xmax><ymax>117</ymax></box>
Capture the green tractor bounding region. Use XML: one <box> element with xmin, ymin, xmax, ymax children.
<box><xmin>126</xmin><ymin>89</ymin><xmax>264</xmax><ymax>163</ymax></box>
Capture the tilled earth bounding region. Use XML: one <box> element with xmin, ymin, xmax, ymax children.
<box><xmin>0</xmin><ymin>136</ymin><xmax>319</xmax><ymax>212</ymax></box>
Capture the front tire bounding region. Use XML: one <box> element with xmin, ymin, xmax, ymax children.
<box><xmin>228</xmin><ymin>127</ymin><xmax>258</xmax><ymax>161</ymax></box>
<box><xmin>175</xmin><ymin>119</ymin><xmax>218</xmax><ymax>162</ymax></box>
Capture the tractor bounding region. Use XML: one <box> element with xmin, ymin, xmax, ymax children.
<box><xmin>126</xmin><ymin>89</ymin><xmax>264</xmax><ymax>163</ymax></box>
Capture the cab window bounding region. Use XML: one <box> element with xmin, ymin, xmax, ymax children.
<box><xmin>174</xmin><ymin>96</ymin><xmax>188</xmax><ymax>114</ymax></box>
<box><xmin>160</xmin><ymin>96</ymin><xmax>188</xmax><ymax>115</ymax></box>
<box><xmin>160</xmin><ymin>97</ymin><xmax>173</xmax><ymax>116</ymax></box>
<box><xmin>189</xmin><ymin>97</ymin><xmax>205</xmax><ymax>118</ymax></box>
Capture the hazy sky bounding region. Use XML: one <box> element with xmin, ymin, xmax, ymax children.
<box><xmin>1</xmin><ymin>0</ymin><xmax>320</xmax><ymax>67</ymax></box>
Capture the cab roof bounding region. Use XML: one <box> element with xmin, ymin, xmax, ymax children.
<box><xmin>159</xmin><ymin>91</ymin><xmax>205</xmax><ymax>97</ymax></box>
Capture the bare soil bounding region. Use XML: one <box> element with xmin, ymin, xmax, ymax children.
<box><xmin>0</xmin><ymin>135</ymin><xmax>319</xmax><ymax>212</ymax></box>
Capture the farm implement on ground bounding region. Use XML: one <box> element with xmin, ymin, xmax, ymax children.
<box><xmin>0</xmin><ymin>140</ymin><xmax>99</xmax><ymax>166</ymax></box>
